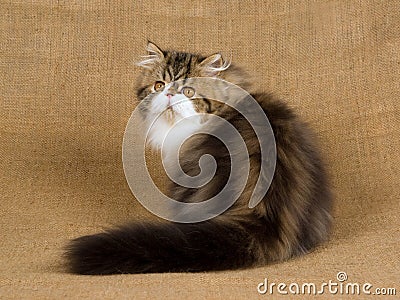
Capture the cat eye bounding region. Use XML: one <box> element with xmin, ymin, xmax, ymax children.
<box><xmin>154</xmin><ymin>81</ymin><xmax>165</xmax><ymax>92</ymax></box>
<box><xmin>181</xmin><ymin>87</ymin><xmax>195</xmax><ymax>98</ymax></box>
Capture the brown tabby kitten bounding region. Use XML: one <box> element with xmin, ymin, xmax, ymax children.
<box><xmin>65</xmin><ymin>42</ymin><xmax>333</xmax><ymax>274</ymax></box>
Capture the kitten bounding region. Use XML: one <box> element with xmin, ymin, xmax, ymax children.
<box><xmin>65</xmin><ymin>42</ymin><xmax>333</xmax><ymax>274</ymax></box>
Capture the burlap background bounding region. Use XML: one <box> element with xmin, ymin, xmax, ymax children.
<box><xmin>1</xmin><ymin>1</ymin><xmax>399</xmax><ymax>299</ymax></box>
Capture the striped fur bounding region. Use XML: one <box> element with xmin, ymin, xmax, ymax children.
<box><xmin>65</xmin><ymin>42</ymin><xmax>333</xmax><ymax>275</ymax></box>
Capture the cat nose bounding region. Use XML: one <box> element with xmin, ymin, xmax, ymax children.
<box><xmin>166</xmin><ymin>93</ymin><xmax>173</xmax><ymax>100</ymax></box>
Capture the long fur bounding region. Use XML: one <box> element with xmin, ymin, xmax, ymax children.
<box><xmin>66</xmin><ymin>220</ymin><xmax>257</xmax><ymax>274</ymax></box>
<box><xmin>65</xmin><ymin>43</ymin><xmax>333</xmax><ymax>275</ymax></box>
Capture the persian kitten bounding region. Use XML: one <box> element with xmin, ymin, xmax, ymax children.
<box><xmin>65</xmin><ymin>42</ymin><xmax>333</xmax><ymax>274</ymax></box>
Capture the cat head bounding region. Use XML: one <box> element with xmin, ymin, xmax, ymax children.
<box><xmin>137</xmin><ymin>42</ymin><xmax>231</xmax><ymax>79</ymax></box>
<box><xmin>135</xmin><ymin>42</ymin><xmax>248</xmax><ymax>151</ymax></box>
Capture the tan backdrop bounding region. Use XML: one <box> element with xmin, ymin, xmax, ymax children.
<box><xmin>1</xmin><ymin>1</ymin><xmax>399</xmax><ymax>299</ymax></box>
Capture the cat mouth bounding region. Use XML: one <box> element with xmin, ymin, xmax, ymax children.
<box><xmin>166</xmin><ymin>105</ymin><xmax>180</xmax><ymax>114</ymax></box>
<box><xmin>163</xmin><ymin>106</ymin><xmax>177</xmax><ymax>122</ymax></box>
<box><xmin>166</xmin><ymin>106</ymin><xmax>175</xmax><ymax>114</ymax></box>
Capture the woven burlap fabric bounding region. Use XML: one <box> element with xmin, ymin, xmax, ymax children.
<box><xmin>1</xmin><ymin>1</ymin><xmax>399</xmax><ymax>299</ymax></box>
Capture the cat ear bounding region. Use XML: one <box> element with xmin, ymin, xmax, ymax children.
<box><xmin>136</xmin><ymin>41</ymin><xmax>164</xmax><ymax>69</ymax></box>
<box><xmin>198</xmin><ymin>53</ymin><xmax>231</xmax><ymax>76</ymax></box>
<box><xmin>146</xmin><ymin>41</ymin><xmax>164</xmax><ymax>57</ymax></box>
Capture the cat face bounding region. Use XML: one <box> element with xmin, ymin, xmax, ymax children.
<box><xmin>136</xmin><ymin>42</ymin><xmax>231</xmax><ymax>151</ymax></box>
<box><xmin>150</xmin><ymin>81</ymin><xmax>199</xmax><ymax>122</ymax></box>
<box><xmin>136</xmin><ymin>42</ymin><xmax>230</xmax><ymax>121</ymax></box>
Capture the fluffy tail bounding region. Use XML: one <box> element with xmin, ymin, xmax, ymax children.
<box><xmin>65</xmin><ymin>220</ymin><xmax>258</xmax><ymax>275</ymax></box>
